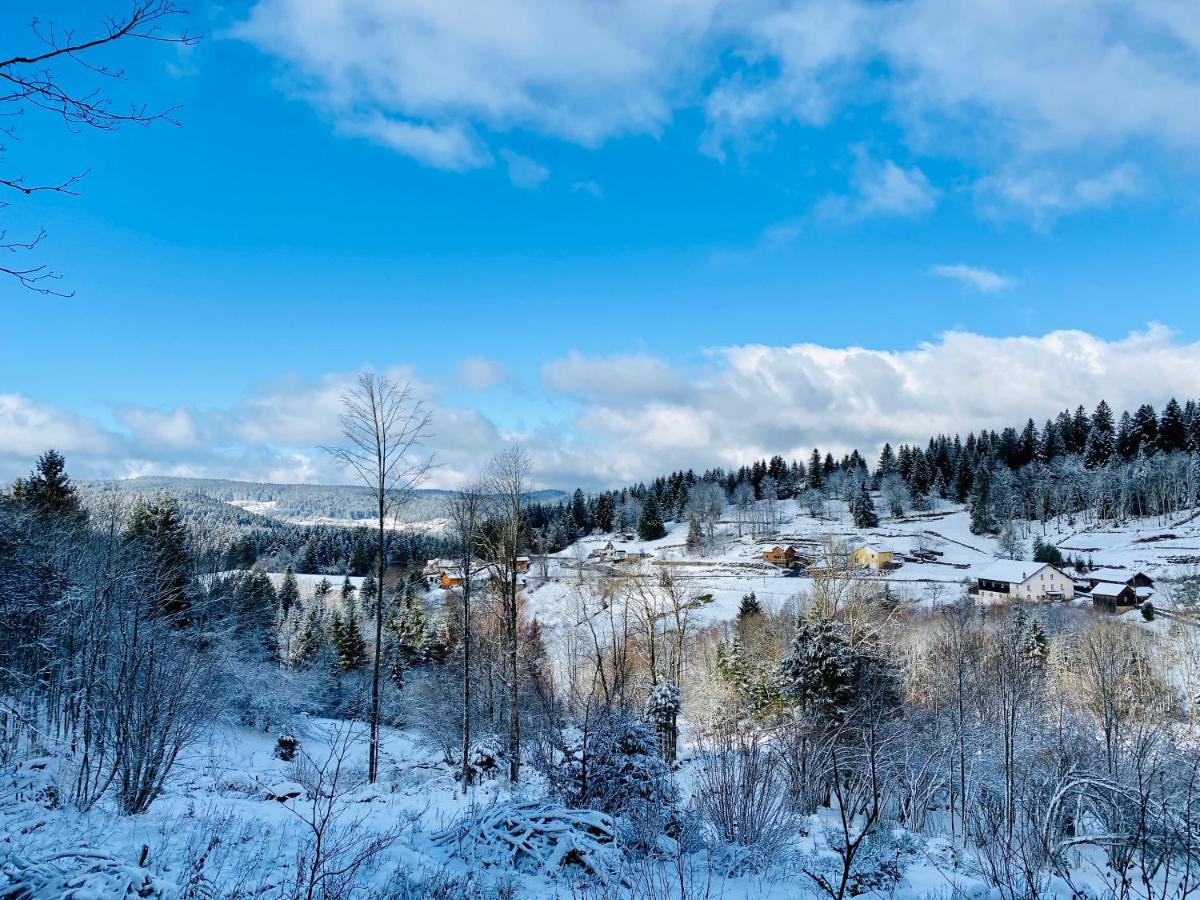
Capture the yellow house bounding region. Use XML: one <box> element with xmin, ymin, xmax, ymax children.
<box><xmin>850</xmin><ymin>543</ymin><xmax>894</xmax><ymax>570</ymax></box>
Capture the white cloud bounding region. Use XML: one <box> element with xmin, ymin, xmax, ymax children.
<box><xmin>571</xmin><ymin>180</ymin><xmax>604</xmax><ymax>198</ymax></box>
<box><xmin>499</xmin><ymin>150</ymin><xmax>550</xmax><ymax>189</ymax></box>
<box><xmin>120</xmin><ymin>406</ymin><xmax>204</xmax><ymax>450</ymax></box>
<box><xmin>9</xmin><ymin>326</ymin><xmax>1200</xmax><ymax>491</ymax></box>
<box><xmin>815</xmin><ymin>151</ymin><xmax>939</xmax><ymax>222</ymax></box>
<box><xmin>528</xmin><ymin>324</ymin><xmax>1200</xmax><ymax>485</ymax></box>
<box><xmin>976</xmin><ymin>163</ymin><xmax>1148</xmax><ymax>225</ymax></box>
<box><xmin>337</xmin><ymin>113</ymin><xmax>489</xmax><ymax>171</ymax></box>
<box><xmin>237</xmin><ymin>0</ymin><xmax>721</xmax><ymax>156</ymax></box>
<box><xmin>705</xmin><ymin>1</ymin><xmax>1200</xmax><ymax>160</ymax></box>
<box><xmin>0</xmin><ymin>395</ymin><xmax>120</xmax><ymax>459</ymax></box>
<box><xmin>929</xmin><ymin>263</ymin><xmax>1016</xmax><ymax>294</ymax></box>
<box><xmin>238</xmin><ymin>0</ymin><xmax>1200</xmax><ymax>216</ymax></box>
<box><xmin>457</xmin><ymin>356</ymin><xmax>510</xmax><ymax>390</ymax></box>
<box><xmin>541</xmin><ymin>351</ymin><xmax>687</xmax><ymax>400</ymax></box>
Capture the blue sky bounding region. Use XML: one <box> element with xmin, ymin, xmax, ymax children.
<box><xmin>2</xmin><ymin>0</ymin><xmax>1200</xmax><ymax>488</ymax></box>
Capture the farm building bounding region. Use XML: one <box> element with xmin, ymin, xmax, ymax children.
<box><xmin>974</xmin><ymin>560</ymin><xmax>1074</xmax><ymax>603</ymax></box>
<box><xmin>1085</xmin><ymin>568</ymin><xmax>1154</xmax><ymax>591</ymax></box>
<box><xmin>1090</xmin><ymin>581</ymin><xmax>1139</xmax><ymax>612</ymax></box>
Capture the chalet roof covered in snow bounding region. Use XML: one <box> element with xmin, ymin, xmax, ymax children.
<box><xmin>1091</xmin><ymin>581</ymin><xmax>1136</xmax><ymax>599</ymax></box>
<box><xmin>975</xmin><ymin>560</ymin><xmax>1059</xmax><ymax>584</ymax></box>
<box><xmin>1087</xmin><ymin>567</ymin><xmax>1145</xmax><ymax>584</ymax></box>
<box><xmin>858</xmin><ymin>542</ymin><xmax>896</xmax><ymax>554</ymax></box>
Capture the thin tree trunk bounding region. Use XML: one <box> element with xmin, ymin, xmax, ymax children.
<box><xmin>461</xmin><ymin>578</ymin><xmax>472</xmax><ymax>792</ymax></box>
<box><xmin>508</xmin><ymin>571</ymin><xmax>520</xmax><ymax>783</ymax></box>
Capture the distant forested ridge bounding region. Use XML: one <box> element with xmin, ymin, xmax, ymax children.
<box><xmin>83</xmin><ymin>477</ymin><xmax>566</xmax><ymax>576</ymax></box>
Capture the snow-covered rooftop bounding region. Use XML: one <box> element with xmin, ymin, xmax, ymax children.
<box><xmin>1086</xmin><ymin>567</ymin><xmax>1145</xmax><ymax>584</ymax></box>
<box><xmin>1091</xmin><ymin>582</ymin><xmax>1135</xmax><ymax>598</ymax></box>
<box><xmin>863</xmin><ymin>543</ymin><xmax>897</xmax><ymax>553</ymax></box>
<box><xmin>975</xmin><ymin>560</ymin><xmax>1056</xmax><ymax>584</ymax></box>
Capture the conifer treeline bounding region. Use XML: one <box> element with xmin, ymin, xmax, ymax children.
<box><xmin>527</xmin><ymin>396</ymin><xmax>1200</xmax><ymax>544</ymax></box>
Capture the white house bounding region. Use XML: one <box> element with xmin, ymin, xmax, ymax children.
<box><xmin>601</xmin><ymin>541</ymin><xmax>627</xmax><ymax>562</ymax></box>
<box><xmin>975</xmin><ymin>560</ymin><xmax>1074</xmax><ymax>603</ymax></box>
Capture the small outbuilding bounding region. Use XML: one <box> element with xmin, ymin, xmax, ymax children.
<box><xmin>1085</xmin><ymin>568</ymin><xmax>1154</xmax><ymax>591</ymax></box>
<box><xmin>1090</xmin><ymin>581</ymin><xmax>1138</xmax><ymax>613</ymax></box>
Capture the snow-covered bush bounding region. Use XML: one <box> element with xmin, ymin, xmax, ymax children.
<box><xmin>692</xmin><ymin>727</ymin><xmax>800</xmax><ymax>873</ymax></box>
<box><xmin>642</xmin><ymin>681</ymin><xmax>681</xmax><ymax>763</ymax></box>
<box><xmin>273</xmin><ymin>734</ymin><xmax>299</xmax><ymax>762</ymax></box>
<box><xmin>545</xmin><ymin>712</ymin><xmax>677</xmax><ymax>821</ymax></box>
<box><xmin>465</xmin><ymin>737</ymin><xmax>507</xmax><ymax>782</ymax></box>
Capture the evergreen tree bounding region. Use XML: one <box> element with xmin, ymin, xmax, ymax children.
<box><xmin>387</xmin><ymin>600</ymin><xmax>436</xmax><ymax>685</ymax></box>
<box><xmin>295</xmin><ymin>604</ymin><xmax>325</xmax><ymax>668</ymax></box>
<box><xmin>876</xmin><ymin>442</ymin><xmax>896</xmax><ymax>478</ymax></box>
<box><xmin>12</xmin><ymin>449</ymin><xmax>86</xmax><ymax>524</ymax></box>
<box><xmin>1159</xmin><ymin>398</ymin><xmax>1187</xmax><ymax>453</ymax></box>
<box><xmin>234</xmin><ymin>570</ymin><xmax>280</xmax><ymax>661</ymax></box>
<box><xmin>1069</xmin><ymin>405</ymin><xmax>1091</xmax><ymax>454</ymax></box>
<box><xmin>1133</xmin><ymin>404</ymin><xmax>1159</xmax><ymax>455</ymax></box>
<box><xmin>1037</xmin><ymin>419</ymin><xmax>1064</xmax><ymax>463</ymax></box>
<box><xmin>348</xmin><ymin>537</ymin><xmax>370</xmax><ymax>576</ymax></box>
<box><xmin>736</xmin><ymin>592</ymin><xmax>762</xmax><ymax>624</ymax></box>
<box><xmin>1091</xmin><ymin>399</ymin><xmax>1115</xmax><ymax>435</ymax></box>
<box><xmin>952</xmin><ymin>454</ymin><xmax>973</xmax><ymax>503</ymax></box>
<box><xmin>1031</xmin><ymin>537</ymin><xmax>1064</xmax><ymax>566</ymax></box>
<box><xmin>313</xmin><ymin>577</ymin><xmax>332</xmax><ymax>607</ymax></box>
<box><xmin>778</xmin><ymin>614</ymin><xmax>855</xmax><ymax>722</ymax></box>
<box><xmin>969</xmin><ymin>465</ymin><xmax>995</xmax><ymax>534</ymax></box>
<box><xmin>807</xmin><ymin>449</ymin><xmax>824</xmax><ymax>490</ymax></box>
<box><xmin>1116</xmin><ymin>411</ymin><xmax>1137</xmax><ymax>460</ymax></box>
<box><xmin>125</xmin><ymin>494</ymin><xmax>193</xmax><ymax>622</ymax></box>
<box><xmin>570</xmin><ymin>488</ymin><xmax>591</xmax><ymax>534</ymax></box>
<box><xmin>331</xmin><ymin>611</ymin><xmax>367</xmax><ymax>672</ymax></box>
<box><xmin>278</xmin><ymin>566</ymin><xmax>300</xmax><ymax>619</ymax></box>
<box><xmin>1083</xmin><ymin>423</ymin><xmax>1114</xmax><ymax>469</ymax></box>
<box><xmin>850</xmin><ymin>481</ymin><xmax>879</xmax><ymax>528</ymax></box>
<box><xmin>685</xmin><ymin>514</ymin><xmax>703</xmax><ymax>553</ymax></box>
<box><xmin>593</xmin><ymin>493</ymin><xmax>615</xmax><ymax>533</ymax></box>
<box><xmin>360</xmin><ymin>572</ymin><xmax>379</xmax><ymax>620</ymax></box>
<box><xmin>300</xmin><ymin>542</ymin><xmax>319</xmax><ymax>574</ymax></box>
<box><xmin>1023</xmin><ymin>616</ymin><xmax>1049</xmax><ymax>667</ymax></box>
<box><xmin>637</xmin><ymin>493</ymin><xmax>667</xmax><ymax>541</ymax></box>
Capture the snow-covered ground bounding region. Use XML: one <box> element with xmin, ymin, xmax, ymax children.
<box><xmin>8</xmin><ymin>499</ymin><xmax>1197</xmax><ymax>898</ymax></box>
<box><xmin>522</xmin><ymin>497</ymin><xmax>1198</xmax><ymax>628</ymax></box>
<box><xmin>0</xmin><ymin>715</ymin><xmax>1023</xmax><ymax>899</ymax></box>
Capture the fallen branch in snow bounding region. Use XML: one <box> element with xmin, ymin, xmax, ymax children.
<box><xmin>433</xmin><ymin>800</ymin><xmax>617</xmax><ymax>878</ymax></box>
<box><xmin>0</xmin><ymin>848</ymin><xmax>168</xmax><ymax>898</ymax></box>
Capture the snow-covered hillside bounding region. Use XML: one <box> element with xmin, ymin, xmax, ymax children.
<box><xmin>521</xmin><ymin>496</ymin><xmax>1195</xmax><ymax>627</ymax></box>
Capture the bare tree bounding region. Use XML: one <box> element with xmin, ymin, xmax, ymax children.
<box><xmin>285</xmin><ymin>723</ymin><xmax>408</xmax><ymax>900</ymax></box>
<box><xmin>324</xmin><ymin>374</ymin><xmax>432</xmax><ymax>783</ymax></box>
<box><xmin>1</xmin><ymin>2</ymin><xmax>198</xmax><ymax>294</ymax></box>
<box><xmin>446</xmin><ymin>481</ymin><xmax>484</xmax><ymax>793</ymax></box>
<box><xmin>480</xmin><ymin>446</ymin><xmax>531</xmax><ymax>783</ymax></box>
